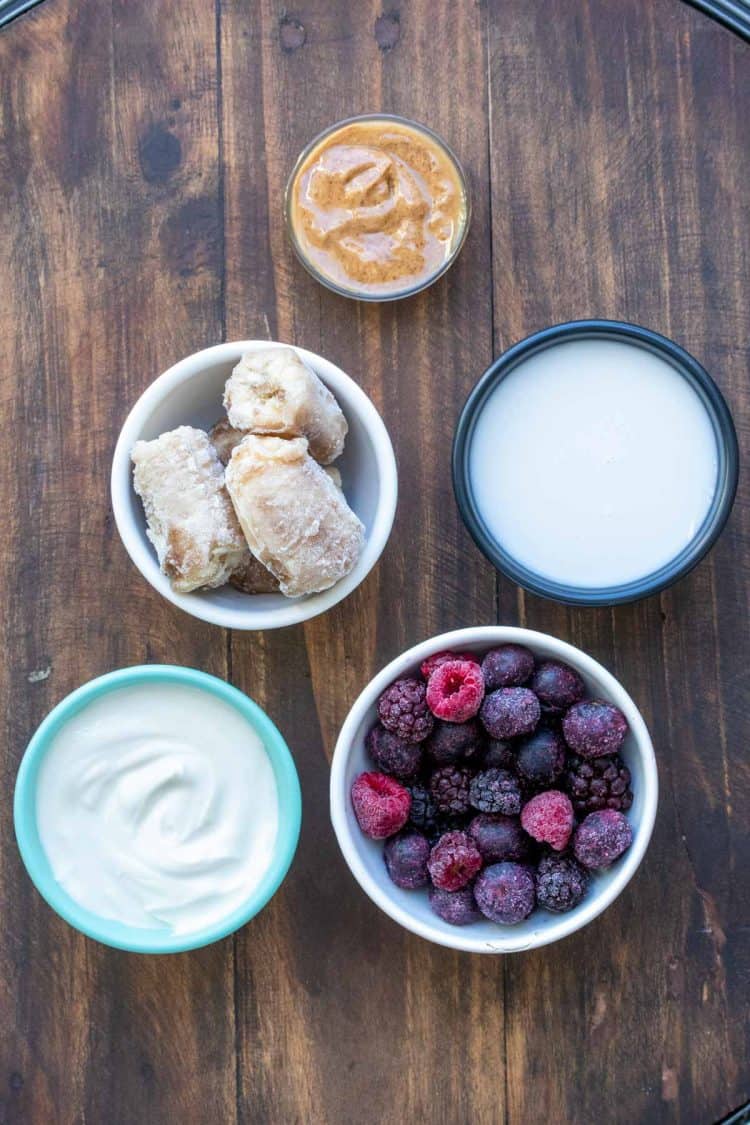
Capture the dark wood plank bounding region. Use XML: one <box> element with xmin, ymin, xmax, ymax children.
<box><xmin>219</xmin><ymin>1</ymin><xmax>498</xmax><ymax>1121</ymax></box>
<box><xmin>487</xmin><ymin>0</ymin><xmax>750</xmax><ymax>1121</ymax></box>
<box><xmin>0</xmin><ymin>2</ymin><xmax>237</xmax><ymax>1122</ymax></box>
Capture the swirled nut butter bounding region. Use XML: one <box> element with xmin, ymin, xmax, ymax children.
<box><xmin>286</xmin><ymin>116</ymin><xmax>470</xmax><ymax>299</ymax></box>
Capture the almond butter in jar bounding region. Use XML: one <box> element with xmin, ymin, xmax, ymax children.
<box><xmin>285</xmin><ymin>115</ymin><xmax>471</xmax><ymax>301</ymax></box>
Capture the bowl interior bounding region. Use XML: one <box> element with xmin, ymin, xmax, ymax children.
<box><xmin>332</xmin><ymin>628</ymin><xmax>657</xmax><ymax>953</ymax></box>
<box><xmin>14</xmin><ymin>666</ymin><xmax>302</xmax><ymax>953</ymax></box>
<box><xmin>114</xmin><ymin>343</ymin><xmax>394</xmax><ymax>627</ymax></box>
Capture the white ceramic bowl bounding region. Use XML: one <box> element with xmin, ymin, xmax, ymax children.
<box><xmin>111</xmin><ymin>342</ymin><xmax>398</xmax><ymax>630</ymax></box>
<box><xmin>330</xmin><ymin>627</ymin><xmax>658</xmax><ymax>953</ymax></box>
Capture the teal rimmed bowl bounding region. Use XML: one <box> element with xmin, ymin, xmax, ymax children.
<box><xmin>14</xmin><ymin>665</ymin><xmax>302</xmax><ymax>953</ymax></box>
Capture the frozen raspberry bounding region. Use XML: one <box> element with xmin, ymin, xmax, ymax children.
<box><xmin>427</xmin><ymin>830</ymin><xmax>482</xmax><ymax>891</ymax></box>
<box><xmin>480</xmin><ymin>687</ymin><xmax>540</xmax><ymax>740</ymax></box>
<box><xmin>426</xmin><ymin>660</ymin><xmax>485</xmax><ymax>723</ymax></box>
<box><xmin>377</xmin><ymin>677</ymin><xmax>434</xmax><ymax>743</ymax></box>
<box><xmin>406</xmin><ymin>783</ymin><xmax>440</xmax><ymax>836</ymax></box>
<box><xmin>482</xmin><ymin>739</ymin><xmax>515</xmax><ymax>770</ymax></box>
<box><xmin>468</xmin><ymin>814</ymin><xmax>530</xmax><ymax>862</ymax></box>
<box><xmin>383</xmin><ymin>831</ymin><xmax>431</xmax><ymax>889</ymax></box>
<box><xmin>574</xmin><ymin>809</ymin><xmax>633</xmax><ymax>869</ymax></box>
<box><xmin>481</xmin><ymin>644</ymin><xmax>535</xmax><ymax>689</ymax></box>
<box><xmin>535</xmin><ymin>853</ymin><xmax>589</xmax><ymax>913</ymax></box>
<box><xmin>425</xmin><ymin>719</ymin><xmax>483</xmax><ymax>764</ymax></box>
<box><xmin>474</xmin><ymin>861</ymin><xmax>535</xmax><ymax>924</ymax></box>
<box><xmin>563</xmin><ymin>700</ymin><xmax>628</xmax><ymax>758</ymax></box>
<box><xmin>351</xmin><ymin>772</ymin><xmax>411</xmax><ymax>839</ymax></box>
<box><xmin>469</xmin><ymin>768</ymin><xmax>522</xmax><ymax>815</ymax></box>
<box><xmin>365</xmin><ymin>723</ymin><xmax>422</xmax><ymax>779</ymax></box>
<box><xmin>531</xmin><ymin>660</ymin><xmax>585</xmax><ymax>715</ymax></box>
<box><xmin>421</xmin><ymin>649</ymin><xmax>480</xmax><ymax>679</ymax></box>
<box><xmin>515</xmin><ymin>728</ymin><xmax>566</xmax><ymax>788</ymax></box>
<box><xmin>564</xmin><ymin>753</ymin><xmax>633</xmax><ymax>815</ymax></box>
<box><xmin>521</xmin><ymin>791</ymin><xmax>574</xmax><ymax>851</ymax></box>
<box><xmin>429</xmin><ymin>885</ymin><xmax>482</xmax><ymax>926</ymax></box>
<box><xmin>429</xmin><ymin>765</ymin><xmax>472</xmax><ymax>815</ymax></box>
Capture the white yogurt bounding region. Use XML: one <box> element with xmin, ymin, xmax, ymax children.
<box><xmin>469</xmin><ymin>339</ymin><xmax>718</xmax><ymax>588</ymax></box>
<box><xmin>36</xmin><ymin>682</ymin><xmax>279</xmax><ymax>934</ymax></box>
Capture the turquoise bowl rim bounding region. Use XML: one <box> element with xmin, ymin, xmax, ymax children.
<box><xmin>13</xmin><ymin>665</ymin><xmax>302</xmax><ymax>954</ymax></box>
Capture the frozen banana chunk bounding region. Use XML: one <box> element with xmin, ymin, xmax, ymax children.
<box><xmin>132</xmin><ymin>426</ymin><xmax>247</xmax><ymax>593</ymax></box>
<box><xmin>223</xmin><ymin>346</ymin><xmax>347</xmax><ymax>464</ymax></box>
<box><xmin>209</xmin><ymin>418</ymin><xmax>245</xmax><ymax>466</ymax></box>
<box><xmin>225</xmin><ymin>435</ymin><xmax>364</xmax><ymax>598</ymax></box>
<box><xmin>229</xmin><ymin>550</ymin><xmax>281</xmax><ymax>595</ymax></box>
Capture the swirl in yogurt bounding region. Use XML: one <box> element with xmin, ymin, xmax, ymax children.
<box><xmin>35</xmin><ymin>683</ymin><xmax>279</xmax><ymax>934</ymax></box>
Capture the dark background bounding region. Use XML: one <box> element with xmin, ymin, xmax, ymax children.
<box><xmin>1</xmin><ymin>1</ymin><xmax>748</xmax><ymax>1121</ymax></box>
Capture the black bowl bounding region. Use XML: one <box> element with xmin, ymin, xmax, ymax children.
<box><xmin>452</xmin><ymin>320</ymin><xmax>739</xmax><ymax>606</ymax></box>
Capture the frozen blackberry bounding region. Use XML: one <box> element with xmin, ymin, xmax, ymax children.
<box><xmin>481</xmin><ymin>644</ymin><xmax>535</xmax><ymax>690</ymax></box>
<box><xmin>531</xmin><ymin>660</ymin><xmax>585</xmax><ymax>715</ymax></box>
<box><xmin>365</xmin><ymin>723</ymin><xmax>422</xmax><ymax>779</ymax></box>
<box><xmin>480</xmin><ymin>687</ymin><xmax>540</xmax><ymax>740</ymax></box>
<box><xmin>562</xmin><ymin>699</ymin><xmax>628</xmax><ymax>759</ymax></box>
<box><xmin>429</xmin><ymin>765</ymin><xmax>472</xmax><ymax>815</ymax></box>
<box><xmin>406</xmin><ymin>783</ymin><xmax>441</xmax><ymax>836</ymax></box>
<box><xmin>425</xmin><ymin>719</ymin><xmax>483</xmax><ymax>765</ymax></box>
<box><xmin>427</xmin><ymin>830</ymin><xmax>482</xmax><ymax>891</ymax></box>
<box><xmin>474</xmin><ymin>861</ymin><xmax>535</xmax><ymax>924</ymax></box>
<box><xmin>468</xmin><ymin>814</ymin><xmax>530</xmax><ymax>862</ymax></box>
<box><xmin>384</xmin><ymin>831</ymin><xmax>431</xmax><ymax>889</ymax></box>
<box><xmin>482</xmin><ymin>739</ymin><xmax>515</xmax><ymax>770</ymax></box>
<box><xmin>515</xmin><ymin>728</ymin><xmax>566</xmax><ymax>789</ymax></box>
<box><xmin>377</xmin><ymin>677</ymin><xmax>434</xmax><ymax>743</ymax></box>
<box><xmin>469</xmin><ymin>768</ymin><xmax>522</xmax><ymax>815</ymax></box>
<box><xmin>535</xmin><ymin>853</ymin><xmax>589</xmax><ymax>913</ymax></box>
<box><xmin>429</xmin><ymin>885</ymin><xmax>482</xmax><ymax>926</ymax></box>
<box><xmin>564</xmin><ymin>753</ymin><xmax>633</xmax><ymax>815</ymax></box>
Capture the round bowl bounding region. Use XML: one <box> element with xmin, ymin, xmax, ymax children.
<box><xmin>111</xmin><ymin>341</ymin><xmax>398</xmax><ymax>629</ymax></box>
<box><xmin>284</xmin><ymin>113</ymin><xmax>471</xmax><ymax>302</ymax></box>
<box><xmin>14</xmin><ymin>665</ymin><xmax>302</xmax><ymax>953</ymax></box>
<box><xmin>330</xmin><ymin>626</ymin><xmax>658</xmax><ymax>953</ymax></box>
<box><xmin>452</xmin><ymin>320</ymin><xmax>739</xmax><ymax>606</ymax></box>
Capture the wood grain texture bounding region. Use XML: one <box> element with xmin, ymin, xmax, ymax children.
<box><xmin>0</xmin><ymin>0</ymin><xmax>748</xmax><ymax>1122</ymax></box>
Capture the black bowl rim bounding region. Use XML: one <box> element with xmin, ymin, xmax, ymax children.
<box><xmin>452</xmin><ymin>319</ymin><xmax>740</xmax><ymax>606</ymax></box>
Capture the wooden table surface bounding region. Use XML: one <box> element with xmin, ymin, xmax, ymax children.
<box><xmin>1</xmin><ymin>1</ymin><xmax>749</xmax><ymax>1122</ymax></box>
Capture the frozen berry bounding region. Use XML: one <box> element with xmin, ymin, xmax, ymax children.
<box><xmin>574</xmin><ymin>809</ymin><xmax>633</xmax><ymax>869</ymax></box>
<box><xmin>426</xmin><ymin>660</ymin><xmax>485</xmax><ymax>723</ymax></box>
<box><xmin>474</xmin><ymin>862</ymin><xmax>535</xmax><ymax>924</ymax></box>
<box><xmin>377</xmin><ymin>677</ymin><xmax>434</xmax><ymax>743</ymax></box>
<box><xmin>515</xmin><ymin>728</ymin><xmax>566</xmax><ymax>788</ymax></box>
<box><xmin>469</xmin><ymin>814</ymin><xmax>530</xmax><ymax>862</ymax></box>
<box><xmin>427</xmin><ymin>831</ymin><xmax>482</xmax><ymax>891</ymax></box>
<box><xmin>425</xmin><ymin>719</ymin><xmax>483</xmax><ymax>764</ymax></box>
<box><xmin>564</xmin><ymin>753</ymin><xmax>633</xmax><ymax>815</ymax></box>
<box><xmin>481</xmin><ymin>644</ymin><xmax>535</xmax><ymax>690</ymax></box>
<box><xmin>406</xmin><ymin>783</ymin><xmax>440</xmax><ymax>835</ymax></box>
<box><xmin>365</xmin><ymin>723</ymin><xmax>422</xmax><ymax>779</ymax></box>
<box><xmin>429</xmin><ymin>885</ymin><xmax>482</xmax><ymax>925</ymax></box>
<box><xmin>429</xmin><ymin>765</ymin><xmax>472</xmax><ymax>815</ymax></box>
<box><xmin>351</xmin><ymin>772</ymin><xmax>411</xmax><ymax>839</ymax></box>
<box><xmin>384</xmin><ymin>831</ymin><xmax>431</xmax><ymax>889</ymax></box>
<box><xmin>469</xmin><ymin>768</ymin><xmax>522</xmax><ymax>815</ymax></box>
<box><xmin>531</xmin><ymin>660</ymin><xmax>585</xmax><ymax>714</ymax></box>
<box><xmin>535</xmin><ymin>853</ymin><xmax>589</xmax><ymax>913</ymax></box>
<box><xmin>521</xmin><ymin>791</ymin><xmax>574</xmax><ymax>851</ymax></box>
<box><xmin>421</xmin><ymin>649</ymin><xmax>479</xmax><ymax>679</ymax></box>
<box><xmin>563</xmin><ymin>700</ymin><xmax>628</xmax><ymax>758</ymax></box>
<box><xmin>480</xmin><ymin>687</ymin><xmax>540</xmax><ymax>739</ymax></box>
<box><xmin>482</xmin><ymin>739</ymin><xmax>515</xmax><ymax>770</ymax></box>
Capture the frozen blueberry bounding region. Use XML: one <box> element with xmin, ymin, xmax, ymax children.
<box><xmin>365</xmin><ymin>723</ymin><xmax>422</xmax><ymax>779</ymax></box>
<box><xmin>535</xmin><ymin>853</ymin><xmax>589</xmax><ymax>913</ymax></box>
<box><xmin>429</xmin><ymin>885</ymin><xmax>482</xmax><ymax>926</ymax></box>
<box><xmin>563</xmin><ymin>700</ymin><xmax>628</xmax><ymax>759</ymax></box>
<box><xmin>531</xmin><ymin>660</ymin><xmax>585</xmax><ymax>715</ymax></box>
<box><xmin>480</xmin><ymin>687</ymin><xmax>540</xmax><ymax>740</ymax></box>
<box><xmin>468</xmin><ymin>814</ymin><xmax>530</xmax><ymax>862</ymax></box>
<box><xmin>474</xmin><ymin>862</ymin><xmax>535</xmax><ymax>924</ymax></box>
<box><xmin>515</xmin><ymin>728</ymin><xmax>566</xmax><ymax>788</ymax></box>
<box><xmin>425</xmin><ymin>719</ymin><xmax>483</xmax><ymax>765</ymax></box>
<box><xmin>573</xmin><ymin>809</ymin><xmax>633</xmax><ymax>869</ymax></box>
<box><xmin>384</xmin><ymin>831</ymin><xmax>431</xmax><ymax>889</ymax></box>
<box><xmin>481</xmin><ymin>644</ymin><xmax>535</xmax><ymax>690</ymax></box>
<box><xmin>482</xmin><ymin>739</ymin><xmax>515</xmax><ymax>770</ymax></box>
